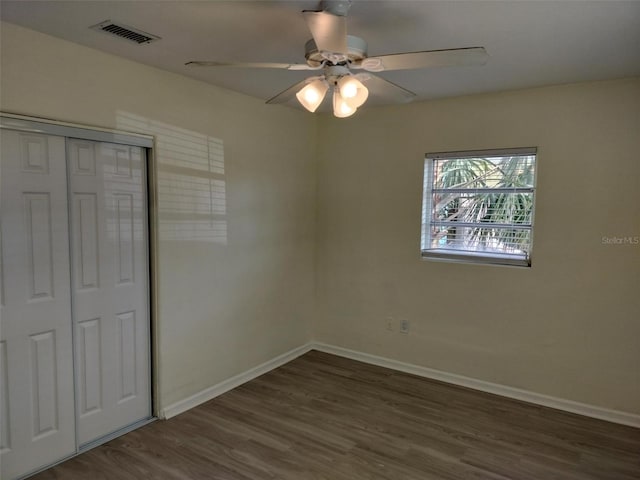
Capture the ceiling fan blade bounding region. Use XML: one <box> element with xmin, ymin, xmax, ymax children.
<box><xmin>302</xmin><ymin>11</ymin><xmax>347</xmax><ymax>54</ymax></box>
<box><xmin>186</xmin><ymin>61</ymin><xmax>320</xmax><ymax>71</ymax></box>
<box><xmin>360</xmin><ymin>74</ymin><xmax>416</xmax><ymax>104</ymax></box>
<box><xmin>266</xmin><ymin>79</ymin><xmax>310</xmax><ymax>105</ymax></box>
<box><xmin>357</xmin><ymin>47</ymin><xmax>488</xmax><ymax>72</ymax></box>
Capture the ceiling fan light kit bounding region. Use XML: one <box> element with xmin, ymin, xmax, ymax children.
<box><xmin>296</xmin><ymin>65</ymin><xmax>369</xmax><ymax>117</ymax></box>
<box><xmin>186</xmin><ymin>0</ymin><xmax>488</xmax><ymax>118</ymax></box>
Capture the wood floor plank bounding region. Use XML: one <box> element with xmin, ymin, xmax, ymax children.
<box><xmin>30</xmin><ymin>350</ymin><xmax>640</xmax><ymax>479</ymax></box>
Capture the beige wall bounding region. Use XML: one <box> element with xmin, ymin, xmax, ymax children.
<box><xmin>0</xmin><ymin>22</ymin><xmax>317</xmax><ymax>410</ymax></box>
<box><xmin>315</xmin><ymin>77</ymin><xmax>640</xmax><ymax>414</ymax></box>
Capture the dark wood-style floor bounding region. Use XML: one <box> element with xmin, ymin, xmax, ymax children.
<box><xmin>32</xmin><ymin>350</ymin><xmax>640</xmax><ymax>479</ymax></box>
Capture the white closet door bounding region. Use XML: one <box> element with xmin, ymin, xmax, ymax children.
<box><xmin>68</xmin><ymin>139</ymin><xmax>150</xmax><ymax>446</ymax></box>
<box><xmin>0</xmin><ymin>131</ymin><xmax>76</xmax><ymax>479</ymax></box>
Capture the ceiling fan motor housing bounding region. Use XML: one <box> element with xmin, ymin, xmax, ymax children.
<box><xmin>305</xmin><ymin>35</ymin><xmax>368</xmax><ymax>67</ymax></box>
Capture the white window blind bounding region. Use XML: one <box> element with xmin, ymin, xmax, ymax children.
<box><xmin>421</xmin><ymin>147</ymin><xmax>537</xmax><ymax>267</ymax></box>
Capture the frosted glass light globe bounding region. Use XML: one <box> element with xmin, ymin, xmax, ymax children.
<box><xmin>338</xmin><ymin>76</ymin><xmax>369</xmax><ymax>108</ymax></box>
<box><xmin>341</xmin><ymin>79</ymin><xmax>359</xmax><ymax>98</ymax></box>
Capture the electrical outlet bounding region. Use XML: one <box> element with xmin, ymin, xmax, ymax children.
<box><xmin>399</xmin><ymin>319</ymin><xmax>410</xmax><ymax>334</ymax></box>
<box><xmin>385</xmin><ymin>317</ymin><xmax>394</xmax><ymax>332</ymax></box>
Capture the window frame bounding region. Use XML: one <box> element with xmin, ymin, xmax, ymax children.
<box><xmin>421</xmin><ymin>147</ymin><xmax>538</xmax><ymax>267</ymax></box>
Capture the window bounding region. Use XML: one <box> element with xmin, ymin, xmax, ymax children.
<box><xmin>421</xmin><ymin>147</ymin><xmax>537</xmax><ymax>267</ymax></box>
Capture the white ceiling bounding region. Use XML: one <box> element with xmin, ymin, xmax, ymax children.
<box><xmin>2</xmin><ymin>0</ymin><xmax>640</xmax><ymax>110</ymax></box>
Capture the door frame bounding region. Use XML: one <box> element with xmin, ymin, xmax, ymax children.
<box><xmin>0</xmin><ymin>112</ymin><xmax>160</xmax><ymax>441</ymax></box>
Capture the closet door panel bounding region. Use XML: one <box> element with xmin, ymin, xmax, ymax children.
<box><xmin>69</xmin><ymin>140</ymin><xmax>150</xmax><ymax>446</ymax></box>
<box><xmin>0</xmin><ymin>130</ymin><xmax>76</xmax><ymax>479</ymax></box>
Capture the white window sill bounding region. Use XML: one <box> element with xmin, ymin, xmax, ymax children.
<box><xmin>421</xmin><ymin>249</ymin><xmax>531</xmax><ymax>268</ymax></box>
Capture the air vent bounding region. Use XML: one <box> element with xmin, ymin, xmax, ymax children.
<box><xmin>90</xmin><ymin>20</ymin><xmax>160</xmax><ymax>44</ymax></box>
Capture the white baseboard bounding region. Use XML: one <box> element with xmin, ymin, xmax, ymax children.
<box><xmin>161</xmin><ymin>343</ymin><xmax>314</xmax><ymax>419</ymax></box>
<box><xmin>312</xmin><ymin>342</ymin><xmax>640</xmax><ymax>429</ymax></box>
<box><xmin>161</xmin><ymin>340</ymin><xmax>640</xmax><ymax>428</ymax></box>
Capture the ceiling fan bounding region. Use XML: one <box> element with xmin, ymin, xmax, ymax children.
<box><xmin>186</xmin><ymin>0</ymin><xmax>488</xmax><ymax>118</ymax></box>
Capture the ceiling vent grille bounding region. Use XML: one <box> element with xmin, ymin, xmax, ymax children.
<box><xmin>90</xmin><ymin>20</ymin><xmax>160</xmax><ymax>44</ymax></box>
